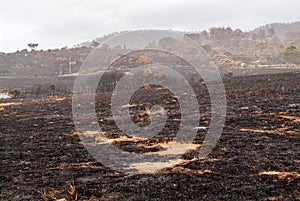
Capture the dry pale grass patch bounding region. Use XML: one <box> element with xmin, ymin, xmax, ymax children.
<box><xmin>259</xmin><ymin>171</ymin><xmax>300</xmax><ymax>180</ymax></box>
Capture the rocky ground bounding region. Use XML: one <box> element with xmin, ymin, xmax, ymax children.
<box><xmin>0</xmin><ymin>72</ymin><xmax>299</xmax><ymax>200</ymax></box>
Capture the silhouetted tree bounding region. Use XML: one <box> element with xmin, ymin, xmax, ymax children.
<box><xmin>50</xmin><ymin>84</ymin><xmax>55</xmax><ymax>95</ymax></box>
<box><xmin>28</xmin><ymin>43</ymin><xmax>38</xmax><ymax>50</ymax></box>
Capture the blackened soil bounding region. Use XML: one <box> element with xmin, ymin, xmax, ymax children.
<box><xmin>0</xmin><ymin>72</ymin><xmax>299</xmax><ymax>200</ymax></box>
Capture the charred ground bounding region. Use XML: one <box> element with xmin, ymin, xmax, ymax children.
<box><xmin>0</xmin><ymin>72</ymin><xmax>299</xmax><ymax>200</ymax></box>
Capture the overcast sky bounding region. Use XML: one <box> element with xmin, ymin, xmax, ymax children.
<box><xmin>0</xmin><ymin>0</ymin><xmax>299</xmax><ymax>53</ymax></box>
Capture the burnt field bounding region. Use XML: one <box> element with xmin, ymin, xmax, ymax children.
<box><xmin>0</xmin><ymin>72</ymin><xmax>299</xmax><ymax>201</ymax></box>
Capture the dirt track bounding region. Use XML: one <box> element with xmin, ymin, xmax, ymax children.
<box><xmin>0</xmin><ymin>72</ymin><xmax>299</xmax><ymax>200</ymax></box>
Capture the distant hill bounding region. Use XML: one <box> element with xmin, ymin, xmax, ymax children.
<box><xmin>75</xmin><ymin>31</ymin><xmax>124</xmax><ymax>48</ymax></box>
<box><xmin>75</xmin><ymin>21</ymin><xmax>300</xmax><ymax>49</ymax></box>
<box><xmin>253</xmin><ymin>21</ymin><xmax>300</xmax><ymax>42</ymax></box>
<box><xmin>1</xmin><ymin>21</ymin><xmax>300</xmax><ymax>80</ymax></box>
